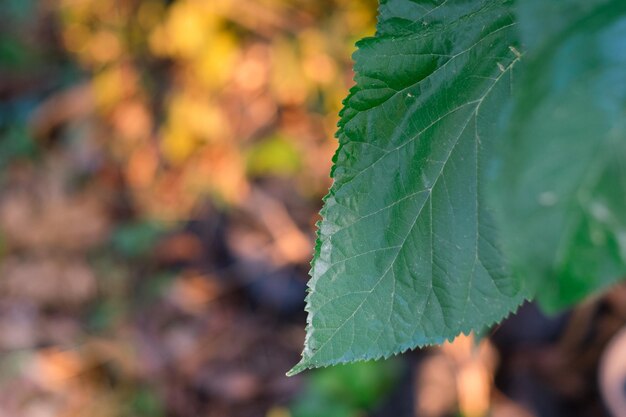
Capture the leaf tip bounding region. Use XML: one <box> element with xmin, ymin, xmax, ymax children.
<box><xmin>286</xmin><ymin>360</ymin><xmax>309</xmax><ymax>377</ymax></box>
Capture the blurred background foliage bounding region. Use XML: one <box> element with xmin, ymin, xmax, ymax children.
<box><xmin>0</xmin><ymin>0</ymin><xmax>412</xmax><ymax>416</ymax></box>
<box><xmin>52</xmin><ymin>0</ymin><xmax>376</xmax><ymax>217</ymax></box>
<box><xmin>2</xmin><ymin>1</ymin><xmax>626</xmax><ymax>417</ymax></box>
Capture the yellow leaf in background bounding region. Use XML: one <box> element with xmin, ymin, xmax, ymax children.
<box><xmin>59</xmin><ymin>0</ymin><xmax>92</xmax><ymax>22</ymax></box>
<box><xmin>337</xmin><ymin>0</ymin><xmax>377</xmax><ymax>33</ymax></box>
<box><xmin>167</xmin><ymin>3</ymin><xmax>206</xmax><ymax>56</ymax></box>
<box><xmin>137</xmin><ymin>0</ymin><xmax>165</xmax><ymax>30</ymax></box>
<box><xmin>161</xmin><ymin>124</ymin><xmax>197</xmax><ymax>165</ymax></box>
<box><xmin>200</xmin><ymin>105</ymin><xmax>230</xmax><ymax>141</ymax></box>
<box><xmin>87</xmin><ymin>30</ymin><xmax>123</xmax><ymax>65</ymax></box>
<box><xmin>271</xmin><ymin>38</ymin><xmax>308</xmax><ymax>105</ymax></box>
<box><xmin>194</xmin><ymin>32</ymin><xmax>239</xmax><ymax>89</ymax></box>
<box><xmin>150</xmin><ymin>0</ymin><xmax>218</xmax><ymax>58</ymax></box>
<box><xmin>148</xmin><ymin>25</ymin><xmax>169</xmax><ymax>56</ymax></box>
<box><xmin>164</xmin><ymin>91</ymin><xmax>229</xmax><ymax>149</ymax></box>
<box><xmin>298</xmin><ymin>29</ymin><xmax>324</xmax><ymax>56</ymax></box>
<box><xmin>61</xmin><ymin>22</ymin><xmax>90</xmax><ymax>54</ymax></box>
<box><xmin>92</xmin><ymin>66</ymin><xmax>138</xmax><ymax>111</ymax></box>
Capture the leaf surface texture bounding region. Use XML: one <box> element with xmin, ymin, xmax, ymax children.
<box><xmin>290</xmin><ymin>0</ymin><xmax>526</xmax><ymax>375</ymax></box>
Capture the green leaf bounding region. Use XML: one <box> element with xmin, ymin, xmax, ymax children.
<box><xmin>290</xmin><ymin>360</ymin><xmax>402</xmax><ymax>417</ymax></box>
<box><xmin>289</xmin><ymin>0</ymin><xmax>526</xmax><ymax>375</ymax></box>
<box><xmin>491</xmin><ymin>0</ymin><xmax>626</xmax><ymax>312</ymax></box>
<box><xmin>516</xmin><ymin>0</ymin><xmax>611</xmax><ymax>49</ymax></box>
<box><xmin>246</xmin><ymin>135</ymin><xmax>302</xmax><ymax>177</ymax></box>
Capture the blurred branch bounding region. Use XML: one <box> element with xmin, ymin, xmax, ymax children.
<box><xmin>242</xmin><ymin>188</ymin><xmax>311</xmax><ymax>266</ymax></box>
<box><xmin>216</xmin><ymin>0</ymin><xmax>312</xmax><ymax>38</ymax></box>
<box><xmin>28</xmin><ymin>83</ymin><xmax>95</xmax><ymax>141</ymax></box>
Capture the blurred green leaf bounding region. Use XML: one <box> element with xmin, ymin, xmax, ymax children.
<box><xmin>491</xmin><ymin>0</ymin><xmax>626</xmax><ymax>312</ymax></box>
<box><xmin>246</xmin><ymin>135</ymin><xmax>302</xmax><ymax>177</ymax></box>
<box><xmin>0</xmin><ymin>38</ymin><xmax>33</xmax><ymax>69</ymax></box>
<box><xmin>0</xmin><ymin>125</ymin><xmax>37</xmax><ymax>168</ymax></box>
<box><xmin>128</xmin><ymin>386</ymin><xmax>164</xmax><ymax>417</ymax></box>
<box><xmin>2</xmin><ymin>0</ymin><xmax>37</xmax><ymax>22</ymax></box>
<box><xmin>290</xmin><ymin>359</ymin><xmax>402</xmax><ymax>417</ymax></box>
<box><xmin>88</xmin><ymin>300</ymin><xmax>126</xmax><ymax>331</ymax></box>
<box><xmin>111</xmin><ymin>221</ymin><xmax>166</xmax><ymax>259</ymax></box>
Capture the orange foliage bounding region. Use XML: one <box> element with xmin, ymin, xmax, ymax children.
<box><xmin>56</xmin><ymin>0</ymin><xmax>377</xmax><ymax>220</ymax></box>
